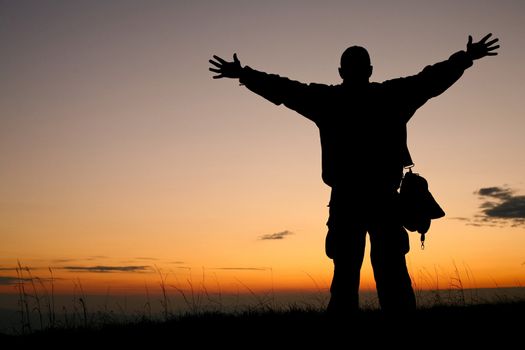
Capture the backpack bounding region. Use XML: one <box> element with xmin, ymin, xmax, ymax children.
<box><xmin>399</xmin><ymin>167</ymin><xmax>445</xmax><ymax>249</ymax></box>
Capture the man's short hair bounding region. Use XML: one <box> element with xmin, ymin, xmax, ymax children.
<box><xmin>341</xmin><ymin>46</ymin><xmax>371</xmax><ymax>68</ymax></box>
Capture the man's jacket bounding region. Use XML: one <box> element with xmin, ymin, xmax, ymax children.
<box><xmin>239</xmin><ymin>51</ymin><xmax>473</xmax><ymax>191</ymax></box>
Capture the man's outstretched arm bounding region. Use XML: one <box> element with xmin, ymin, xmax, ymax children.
<box><xmin>393</xmin><ymin>33</ymin><xmax>500</xmax><ymax>119</ymax></box>
<box><xmin>209</xmin><ymin>53</ymin><xmax>322</xmax><ymax>122</ymax></box>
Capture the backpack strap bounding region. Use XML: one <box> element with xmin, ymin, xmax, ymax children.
<box><xmin>401</xmin><ymin>125</ymin><xmax>414</xmax><ymax>168</ymax></box>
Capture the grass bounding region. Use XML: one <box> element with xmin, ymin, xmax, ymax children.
<box><xmin>2</xmin><ymin>263</ymin><xmax>524</xmax><ymax>346</ymax></box>
<box><xmin>3</xmin><ymin>301</ymin><xmax>524</xmax><ymax>347</ymax></box>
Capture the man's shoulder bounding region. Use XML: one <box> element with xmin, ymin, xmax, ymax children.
<box><xmin>372</xmin><ymin>78</ymin><xmax>412</xmax><ymax>93</ymax></box>
<box><xmin>308</xmin><ymin>82</ymin><xmax>334</xmax><ymax>89</ymax></box>
<box><xmin>302</xmin><ymin>82</ymin><xmax>337</xmax><ymax>98</ymax></box>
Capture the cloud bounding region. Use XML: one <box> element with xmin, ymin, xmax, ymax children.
<box><xmin>477</xmin><ymin>186</ymin><xmax>514</xmax><ymax>200</ymax></box>
<box><xmin>62</xmin><ymin>265</ymin><xmax>151</xmax><ymax>273</ymax></box>
<box><xmin>51</xmin><ymin>256</ymin><xmax>109</xmax><ymax>263</ymax></box>
<box><xmin>0</xmin><ymin>267</ymin><xmax>18</xmax><ymax>271</ymax></box>
<box><xmin>51</xmin><ymin>258</ymin><xmax>78</xmax><ymax>263</ymax></box>
<box><xmin>0</xmin><ymin>266</ymin><xmax>38</xmax><ymax>271</ymax></box>
<box><xmin>449</xmin><ymin>217</ymin><xmax>471</xmax><ymax>222</ymax></box>
<box><xmin>0</xmin><ymin>276</ymin><xmax>57</xmax><ymax>285</ymax></box>
<box><xmin>471</xmin><ymin>186</ymin><xmax>525</xmax><ymax>227</ymax></box>
<box><xmin>0</xmin><ymin>276</ymin><xmax>27</xmax><ymax>285</ymax></box>
<box><xmin>86</xmin><ymin>256</ymin><xmax>110</xmax><ymax>261</ymax></box>
<box><xmin>259</xmin><ymin>230</ymin><xmax>294</xmax><ymax>240</ymax></box>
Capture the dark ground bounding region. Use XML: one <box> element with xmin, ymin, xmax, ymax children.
<box><xmin>2</xmin><ymin>301</ymin><xmax>523</xmax><ymax>348</ymax></box>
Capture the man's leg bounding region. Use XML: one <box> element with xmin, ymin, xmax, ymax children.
<box><xmin>326</xmin><ymin>211</ymin><xmax>367</xmax><ymax>315</ymax></box>
<box><xmin>369</xmin><ymin>223</ymin><xmax>416</xmax><ymax>313</ymax></box>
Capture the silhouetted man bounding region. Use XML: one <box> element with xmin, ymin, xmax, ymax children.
<box><xmin>209</xmin><ymin>34</ymin><xmax>499</xmax><ymax>315</ymax></box>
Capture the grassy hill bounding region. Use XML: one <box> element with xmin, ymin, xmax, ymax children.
<box><xmin>2</xmin><ymin>300</ymin><xmax>523</xmax><ymax>347</ymax></box>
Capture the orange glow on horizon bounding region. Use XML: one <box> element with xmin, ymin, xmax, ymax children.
<box><xmin>1</xmin><ymin>257</ymin><xmax>522</xmax><ymax>298</ymax></box>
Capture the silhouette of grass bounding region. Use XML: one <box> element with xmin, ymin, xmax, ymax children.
<box><xmin>3</xmin><ymin>300</ymin><xmax>524</xmax><ymax>347</ymax></box>
<box><xmin>3</xmin><ymin>263</ymin><xmax>524</xmax><ymax>347</ymax></box>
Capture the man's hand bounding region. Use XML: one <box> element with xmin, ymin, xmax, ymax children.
<box><xmin>209</xmin><ymin>53</ymin><xmax>242</xmax><ymax>79</ymax></box>
<box><xmin>466</xmin><ymin>33</ymin><xmax>500</xmax><ymax>60</ymax></box>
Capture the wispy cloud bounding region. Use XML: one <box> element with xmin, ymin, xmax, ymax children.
<box><xmin>51</xmin><ymin>258</ymin><xmax>78</xmax><ymax>264</ymax></box>
<box><xmin>0</xmin><ymin>266</ymin><xmax>38</xmax><ymax>271</ymax></box>
<box><xmin>0</xmin><ymin>267</ymin><xmax>18</xmax><ymax>271</ymax></box>
<box><xmin>0</xmin><ymin>276</ymin><xmax>27</xmax><ymax>285</ymax></box>
<box><xmin>449</xmin><ymin>217</ymin><xmax>470</xmax><ymax>222</ymax></box>
<box><xmin>259</xmin><ymin>230</ymin><xmax>294</xmax><ymax>240</ymax></box>
<box><xmin>0</xmin><ymin>276</ymin><xmax>57</xmax><ymax>285</ymax></box>
<box><xmin>461</xmin><ymin>186</ymin><xmax>525</xmax><ymax>227</ymax></box>
<box><xmin>477</xmin><ymin>186</ymin><xmax>514</xmax><ymax>200</ymax></box>
<box><xmin>134</xmin><ymin>257</ymin><xmax>159</xmax><ymax>261</ymax></box>
<box><xmin>86</xmin><ymin>256</ymin><xmax>110</xmax><ymax>261</ymax></box>
<box><xmin>51</xmin><ymin>256</ymin><xmax>110</xmax><ymax>263</ymax></box>
<box><xmin>62</xmin><ymin>265</ymin><xmax>151</xmax><ymax>273</ymax></box>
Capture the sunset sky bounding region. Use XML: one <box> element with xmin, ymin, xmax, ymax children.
<box><xmin>1</xmin><ymin>0</ymin><xmax>524</xmax><ymax>299</ymax></box>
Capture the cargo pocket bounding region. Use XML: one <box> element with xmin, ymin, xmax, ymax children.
<box><xmin>400</xmin><ymin>226</ymin><xmax>410</xmax><ymax>255</ymax></box>
<box><xmin>325</xmin><ymin>213</ymin><xmax>337</xmax><ymax>259</ymax></box>
<box><xmin>325</xmin><ymin>228</ymin><xmax>336</xmax><ymax>259</ymax></box>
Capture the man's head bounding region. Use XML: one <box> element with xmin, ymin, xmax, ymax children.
<box><xmin>339</xmin><ymin>46</ymin><xmax>373</xmax><ymax>84</ymax></box>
